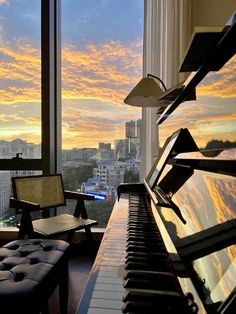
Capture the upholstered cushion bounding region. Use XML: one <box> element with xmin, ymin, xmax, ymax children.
<box><xmin>0</xmin><ymin>239</ymin><xmax>69</xmax><ymax>314</ymax></box>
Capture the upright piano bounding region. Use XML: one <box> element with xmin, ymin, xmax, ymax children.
<box><xmin>76</xmin><ymin>17</ymin><xmax>236</xmax><ymax>314</ymax></box>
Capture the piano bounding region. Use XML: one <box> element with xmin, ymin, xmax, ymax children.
<box><xmin>76</xmin><ymin>17</ymin><xmax>236</xmax><ymax>314</ymax></box>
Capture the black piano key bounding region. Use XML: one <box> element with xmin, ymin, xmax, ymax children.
<box><xmin>126</xmin><ymin>242</ymin><xmax>162</xmax><ymax>249</ymax></box>
<box><xmin>127</xmin><ymin>225</ymin><xmax>158</xmax><ymax>232</ymax></box>
<box><xmin>127</xmin><ymin>233</ymin><xmax>161</xmax><ymax>239</ymax></box>
<box><xmin>127</xmin><ymin>230</ymin><xmax>161</xmax><ymax>238</ymax></box>
<box><xmin>125</xmin><ymin>260</ymin><xmax>171</xmax><ymax>271</ymax></box>
<box><xmin>128</xmin><ymin>220</ymin><xmax>156</xmax><ymax>224</ymax></box>
<box><xmin>126</xmin><ymin>239</ymin><xmax>163</xmax><ymax>246</ymax></box>
<box><xmin>122</xmin><ymin>291</ymin><xmax>188</xmax><ymax>313</ymax></box>
<box><xmin>125</xmin><ymin>256</ymin><xmax>169</xmax><ymax>267</ymax></box>
<box><xmin>128</xmin><ymin>218</ymin><xmax>155</xmax><ymax>222</ymax></box>
<box><xmin>122</xmin><ymin>300</ymin><xmax>187</xmax><ymax>314</ymax></box>
<box><xmin>123</xmin><ymin>194</ymin><xmax>192</xmax><ymax>313</ymax></box>
<box><xmin>124</xmin><ymin>277</ymin><xmax>179</xmax><ymax>291</ymax></box>
<box><xmin>126</xmin><ymin>244</ymin><xmax>166</xmax><ymax>253</ymax></box>
<box><xmin>123</xmin><ymin>289</ymin><xmax>181</xmax><ymax>303</ymax></box>
<box><xmin>126</xmin><ymin>251</ymin><xmax>168</xmax><ymax>259</ymax></box>
<box><xmin>124</xmin><ymin>269</ymin><xmax>177</xmax><ymax>282</ymax></box>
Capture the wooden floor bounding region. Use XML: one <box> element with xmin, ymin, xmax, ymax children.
<box><xmin>48</xmin><ymin>242</ymin><xmax>99</xmax><ymax>314</ymax></box>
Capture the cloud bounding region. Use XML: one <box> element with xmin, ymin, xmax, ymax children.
<box><xmin>0</xmin><ymin>0</ymin><xmax>9</xmax><ymax>6</ymax></box>
<box><xmin>61</xmin><ymin>98</ymin><xmax>140</xmax><ymax>149</ymax></box>
<box><xmin>0</xmin><ymin>38</ymin><xmax>142</xmax><ymax>107</ymax></box>
<box><xmin>61</xmin><ymin>40</ymin><xmax>142</xmax><ymax>106</ymax></box>
<box><xmin>0</xmin><ymin>130</ymin><xmax>41</xmax><ymax>144</ymax></box>
<box><xmin>204</xmin><ymin>176</ymin><xmax>235</xmax><ymax>224</ymax></box>
<box><xmin>197</xmin><ymin>55</ymin><xmax>236</xmax><ymax>98</ymax></box>
<box><xmin>159</xmin><ymin>97</ymin><xmax>236</xmax><ymax>149</ymax></box>
<box><xmin>158</xmin><ymin>55</ymin><xmax>236</xmax><ymax>148</ymax></box>
<box><xmin>0</xmin><ymin>40</ymin><xmax>41</xmax><ymax>104</ymax></box>
<box><xmin>0</xmin><ymin>37</ymin><xmax>142</xmax><ymax>147</ymax></box>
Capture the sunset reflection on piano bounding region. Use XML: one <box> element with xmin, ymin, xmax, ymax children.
<box><xmin>157</xmin><ymin>150</ymin><xmax>236</xmax><ymax>307</ymax></box>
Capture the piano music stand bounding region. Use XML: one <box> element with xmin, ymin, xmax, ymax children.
<box><xmin>146</xmin><ymin>128</ymin><xmax>198</xmax><ymax>189</ymax></box>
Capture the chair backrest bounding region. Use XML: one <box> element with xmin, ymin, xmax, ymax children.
<box><xmin>12</xmin><ymin>174</ymin><xmax>66</xmax><ymax>209</ymax></box>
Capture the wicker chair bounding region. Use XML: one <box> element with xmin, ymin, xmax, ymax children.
<box><xmin>10</xmin><ymin>174</ymin><xmax>98</xmax><ymax>242</ymax></box>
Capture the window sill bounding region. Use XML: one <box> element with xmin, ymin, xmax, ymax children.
<box><xmin>0</xmin><ymin>227</ymin><xmax>105</xmax><ymax>243</ymax></box>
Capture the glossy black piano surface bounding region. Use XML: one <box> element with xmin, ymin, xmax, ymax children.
<box><xmin>155</xmin><ymin>152</ymin><xmax>236</xmax><ymax>312</ymax></box>
<box><xmin>77</xmin><ymin>17</ymin><xmax>236</xmax><ymax>314</ymax></box>
<box><xmin>156</xmin><ymin>20</ymin><xmax>236</xmax><ymax>313</ymax></box>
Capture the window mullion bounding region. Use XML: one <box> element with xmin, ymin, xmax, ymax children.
<box><xmin>41</xmin><ymin>0</ymin><xmax>61</xmax><ymax>175</ymax></box>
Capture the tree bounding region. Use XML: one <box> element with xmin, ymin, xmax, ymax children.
<box><xmin>123</xmin><ymin>170</ymin><xmax>139</xmax><ymax>183</ymax></box>
<box><xmin>63</xmin><ymin>165</ymin><xmax>94</xmax><ymax>191</ymax></box>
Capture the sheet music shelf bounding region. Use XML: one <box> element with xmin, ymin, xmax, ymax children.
<box><xmin>157</xmin><ymin>21</ymin><xmax>236</xmax><ymax>125</ymax></box>
<box><xmin>168</xmin><ymin>149</ymin><xmax>236</xmax><ymax>177</ymax></box>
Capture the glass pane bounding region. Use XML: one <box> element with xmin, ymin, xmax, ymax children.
<box><xmin>61</xmin><ymin>0</ymin><xmax>143</xmax><ymax>227</ymax></box>
<box><xmin>0</xmin><ymin>170</ymin><xmax>42</xmax><ymax>227</ymax></box>
<box><xmin>159</xmin><ymin>167</ymin><xmax>236</xmax><ymax>306</ymax></box>
<box><xmin>0</xmin><ymin>0</ymin><xmax>41</xmax><ymax>159</ymax></box>
<box><xmin>159</xmin><ymin>54</ymin><xmax>236</xmax><ymax>150</ymax></box>
<box><xmin>158</xmin><ymin>50</ymin><xmax>236</xmax><ymax>308</ymax></box>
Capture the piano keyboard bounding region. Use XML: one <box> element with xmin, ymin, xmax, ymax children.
<box><xmin>77</xmin><ymin>193</ymin><xmax>198</xmax><ymax>314</ymax></box>
<box><xmin>77</xmin><ymin>195</ymin><xmax>128</xmax><ymax>314</ymax></box>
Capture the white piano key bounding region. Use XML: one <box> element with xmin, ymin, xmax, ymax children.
<box><xmin>88</xmin><ymin>308</ymin><xmax>121</xmax><ymax>314</ymax></box>
<box><xmin>94</xmin><ymin>282</ymin><xmax>124</xmax><ymax>292</ymax></box>
<box><xmin>96</xmin><ymin>276</ymin><xmax>123</xmax><ymax>285</ymax></box>
<box><xmin>91</xmin><ymin>290</ymin><xmax>123</xmax><ymax>300</ymax></box>
<box><xmin>97</xmin><ymin>270</ymin><xmax>121</xmax><ymax>278</ymax></box>
<box><xmin>89</xmin><ymin>298</ymin><xmax>123</xmax><ymax>310</ymax></box>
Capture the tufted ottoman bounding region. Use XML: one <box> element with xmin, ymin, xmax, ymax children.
<box><xmin>0</xmin><ymin>239</ymin><xmax>69</xmax><ymax>314</ymax></box>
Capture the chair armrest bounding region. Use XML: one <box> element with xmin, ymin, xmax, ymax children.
<box><xmin>10</xmin><ymin>197</ymin><xmax>40</xmax><ymax>212</ymax></box>
<box><xmin>64</xmin><ymin>191</ymin><xmax>94</xmax><ymax>219</ymax></box>
<box><xmin>64</xmin><ymin>191</ymin><xmax>95</xmax><ymax>201</ymax></box>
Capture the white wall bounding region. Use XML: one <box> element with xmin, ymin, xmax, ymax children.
<box><xmin>192</xmin><ymin>0</ymin><xmax>235</xmax><ymax>28</ymax></box>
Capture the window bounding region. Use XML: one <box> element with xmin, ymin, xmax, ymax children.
<box><xmin>158</xmin><ymin>45</ymin><xmax>236</xmax><ymax>309</ymax></box>
<box><xmin>0</xmin><ymin>0</ymin><xmax>144</xmax><ymax>228</ymax></box>
<box><xmin>0</xmin><ymin>0</ymin><xmax>41</xmax><ymax>226</ymax></box>
<box><xmin>0</xmin><ymin>0</ymin><xmax>41</xmax><ymax>158</ymax></box>
<box><xmin>61</xmin><ymin>0</ymin><xmax>143</xmax><ymax>227</ymax></box>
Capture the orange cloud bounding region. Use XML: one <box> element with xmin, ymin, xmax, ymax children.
<box><xmin>159</xmin><ymin>104</ymin><xmax>236</xmax><ymax>148</ymax></box>
<box><xmin>204</xmin><ymin>175</ymin><xmax>235</xmax><ymax>224</ymax></box>
<box><xmin>62</xmin><ymin>107</ymin><xmax>127</xmax><ymax>149</ymax></box>
<box><xmin>197</xmin><ymin>55</ymin><xmax>236</xmax><ymax>98</ymax></box>
<box><xmin>159</xmin><ymin>55</ymin><xmax>236</xmax><ymax>148</ymax></box>
<box><xmin>0</xmin><ymin>0</ymin><xmax>9</xmax><ymax>5</ymax></box>
<box><xmin>0</xmin><ymin>41</ymin><xmax>41</xmax><ymax>104</ymax></box>
<box><xmin>161</xmin><ymin>169</ymin><xmax>236</xmax><ymax>240</ymax></box>
<box><xmin>61</xmin><ymin>40</ymin><xmax>142</xmax><ymax>106</ymax></box>
<box><xmin>0</xmin><ymin>38</ymin><xmax>142</xmax><ymax>106</ymax></box>
<box><xmin>0</xmin><ymin>37</ymin><xmax>142</xmax><ymax>147</ymax></box>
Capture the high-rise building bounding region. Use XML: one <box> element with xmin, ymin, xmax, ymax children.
<box><xmin>0</xmin><ymin>172</ymin><xmax>10</xmax><ymax>217</ymax></box>
<box><xmin>125</xmin><ymin>119</ymin><xmax>142</xmax><ymax>138</ymax></box>
<box><xmin>99</xmin><ymin>142</ymin><xmax>111</xmax><ymax>150</ymax></box>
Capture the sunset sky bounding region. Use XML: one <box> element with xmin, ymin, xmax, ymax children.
<box><xmin>159</xmin><ymin>55</ymin><xmax>236</xmax><ymax>149</ymax></box>
<box><xmin>1</xmin><ymin>0</ymin><xmax>236</xmax><ymax>151</ymax></box>
<box><xmin>0</xmin><ymin>0</ymin><xmax>143</xmax><ymax>149</ymax></box>
<box><xmin>161</xmin><ymin>169</ymin><xmax>236</xmax><ymax>303</ymax></box>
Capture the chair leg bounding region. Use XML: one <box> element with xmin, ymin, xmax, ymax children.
<box><xmin>66</xmin><ymin>231</ymin><xmax>74</xmax><ymax>243</ymax></box>
<box><xmin>41</xmin><ymin>302</ymin><xmax>49</xmax><ymax>314</ymax></box>
<box><xmin>59</xmin><ymin>257</ymin><xmax>69</xmax><ymax>314</ymax></box>
<box><xmin>85</xmin><ymin>226</ymin><xmax>98</xmax><ymax>257</ymax></box>
<box><xmin>85</xmin><ymin>226</ymin><xmax>93</xmax><ymax>243</ymax></box>
<box><xmin>18</xmin><ymin>227</ymin><xmax>24</xmax><ymax>239</ymax></box>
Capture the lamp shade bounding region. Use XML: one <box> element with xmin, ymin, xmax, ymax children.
<box><xmin>124</xmin><ymin>77</ymin><xmax>165</xmax><ymax>107</ymax></box>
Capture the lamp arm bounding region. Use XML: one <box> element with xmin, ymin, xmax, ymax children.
<box><xmin>147</xmin><ymin>73</ymin><xmax>167</xmax><ymax>91</ymax></box>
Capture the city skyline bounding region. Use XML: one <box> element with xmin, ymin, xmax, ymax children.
<box><xmin>0</xmin><ymin>118</ymin><xmax>142</xmax><ymax>160</ymax></box>
<box><xmin>1</xmin><ymin>1</ymin><xmax>236</xmax><ymax>151</ymax></box>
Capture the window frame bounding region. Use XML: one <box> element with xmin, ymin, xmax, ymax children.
<box><xmin>0</xmin><ymin>0</ymin><xmax>61</xmax><ymax>174</ymax></box>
